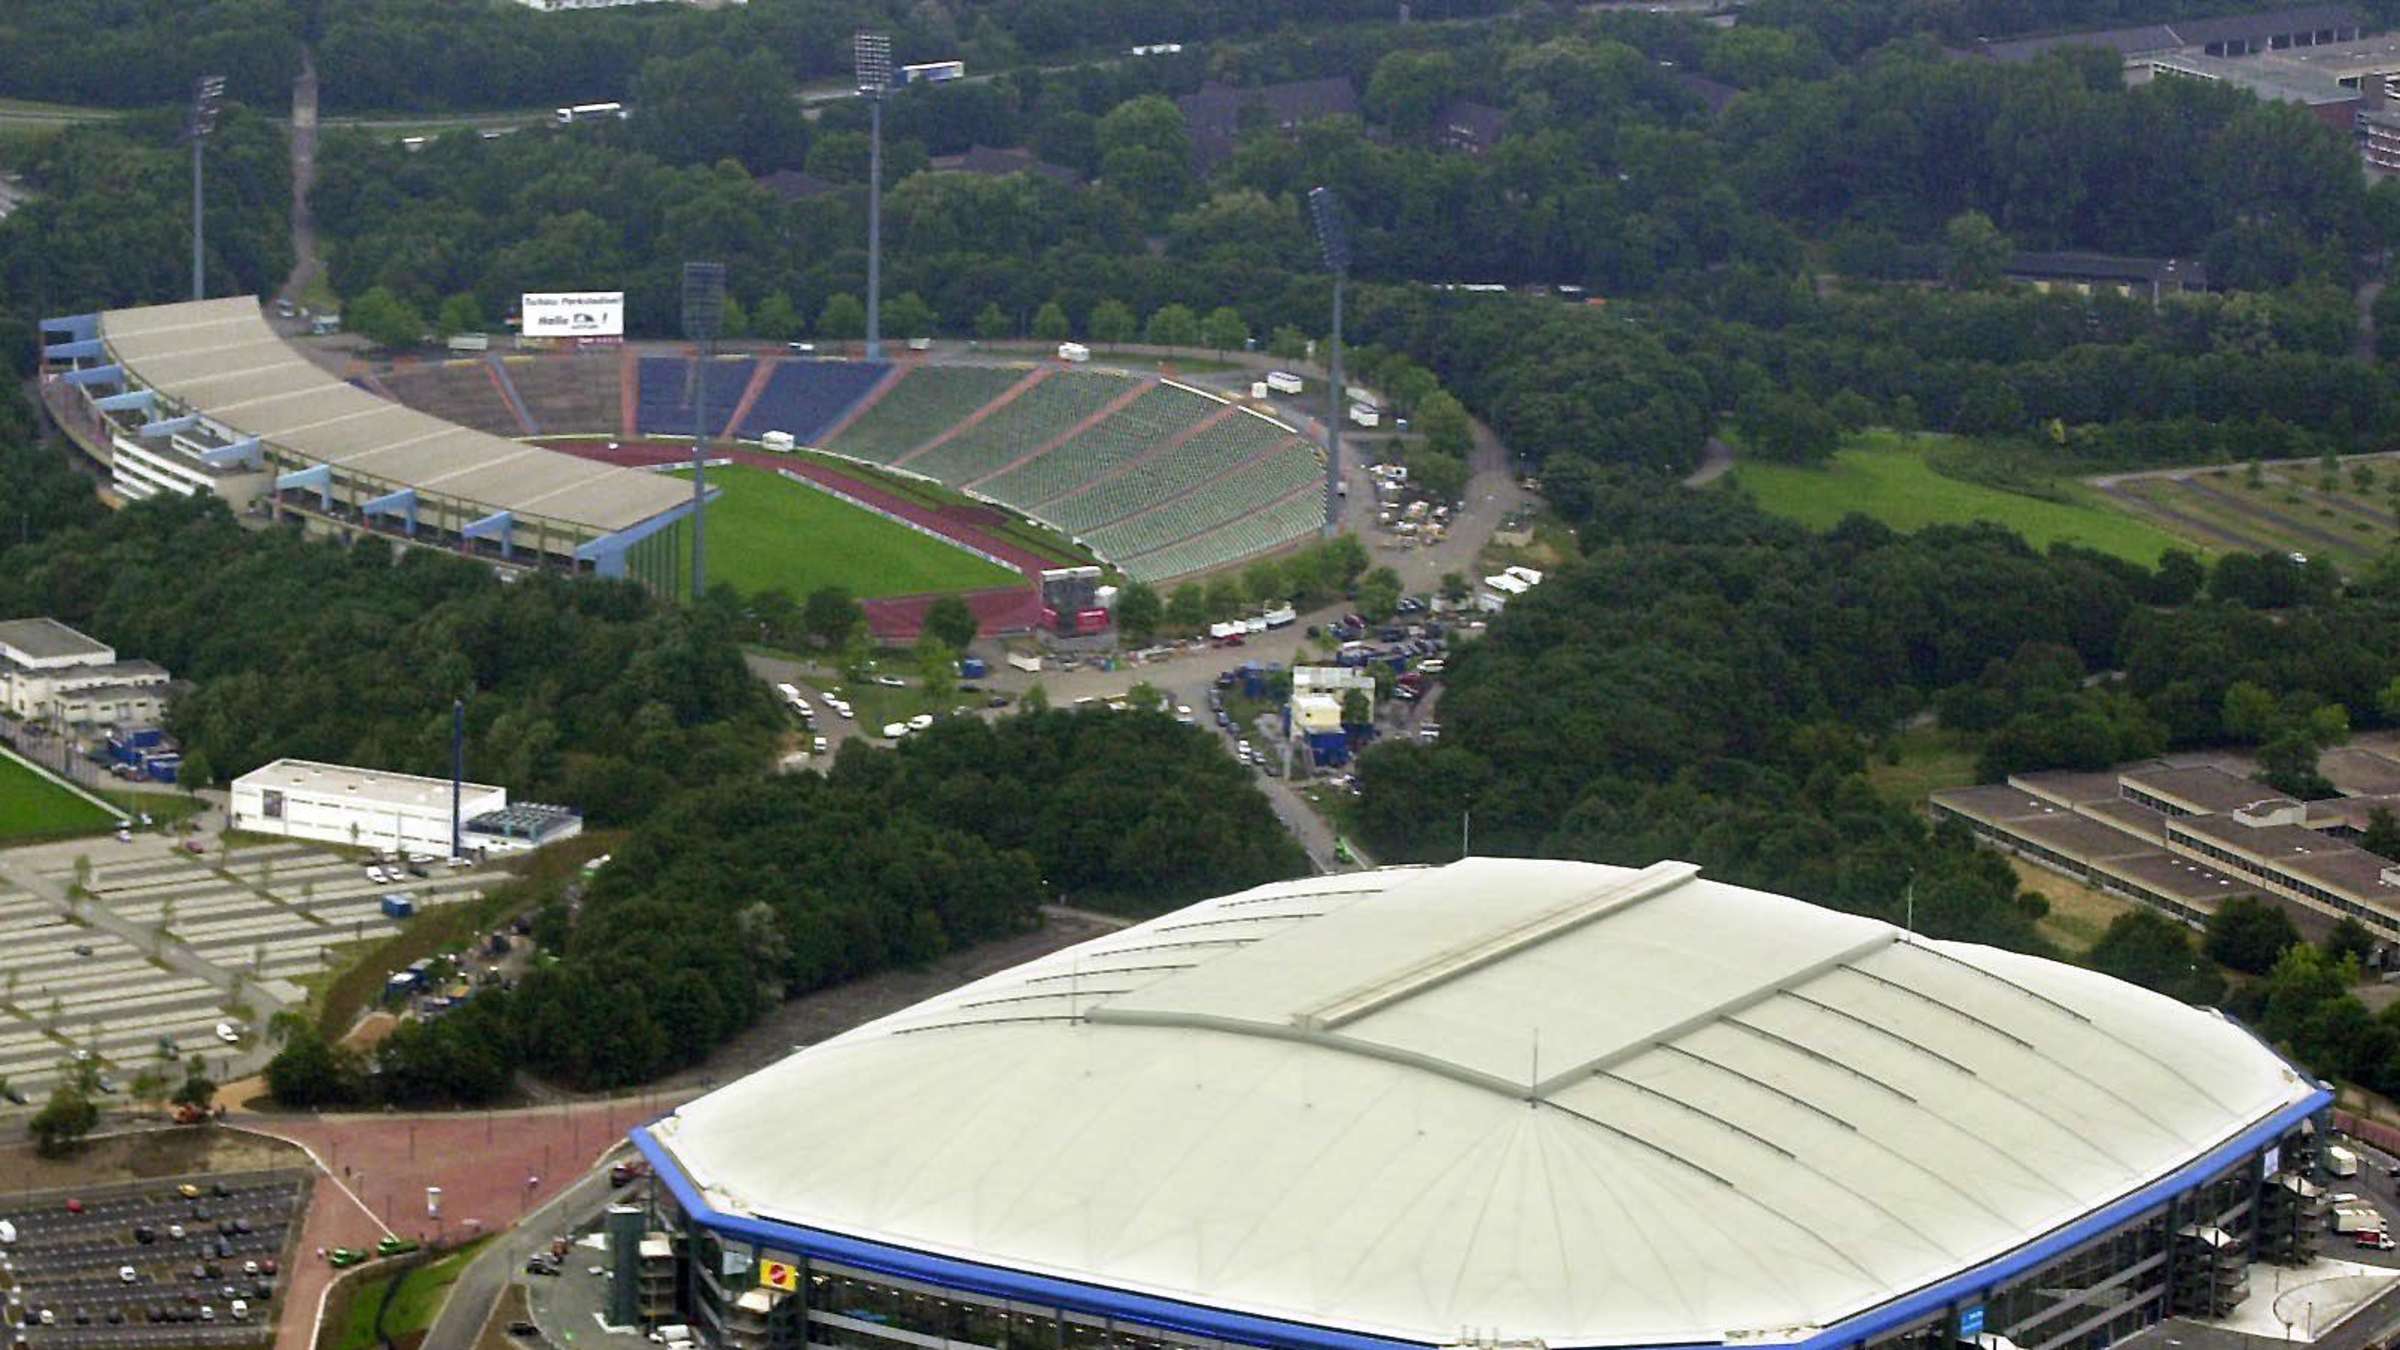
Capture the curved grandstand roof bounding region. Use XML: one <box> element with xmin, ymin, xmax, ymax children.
<box><xmin>645</xmin><ymin>858</ymin><xmax>2317</xmax><ymax>1350</ymax></box>
<box><xmin>98</xmin><ymin>298</ymin><xmax>686</xmax><ymax>533</ymax></box>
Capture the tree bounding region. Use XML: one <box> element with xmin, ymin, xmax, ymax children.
<box><xmin>1167</xmin><ymin>583</ymin><xmax>1207</xmax><ymax>631</ymax></box>
<box><xmin>819</xmin><ymin>293</ymin><xmax>867</xmax><ymax>341</ymax></box>
<box><xmin>1116</xmin><ymin>582</ymin><xmax>1162</xmax><ymax>642</ymax></box>
<box><xmin>1341</xmin><ymin>688</ymin><xmax>1373</xmax><ymax>727</ymax></box>
<box><xmin>171</xmin><ymin>1055</ymin><xmax>216</xmax><ymax>1111</ymax></box>
<box><xmin>974</xmin><ymin>302</ymin><xmax>1011</xmax><ymax>341</ymax></box>
<box><xmin>2364</xmin><ymin>806</ymin><xmax>2400</xmax><ymax>862</ymax></box>
<box><xmin>2205</xmin><ymin>895</ymin><xmax>2302</xmax><ymax>975</ymax></box>
<box><xmin>886</xmin><ymin>292</ymin><xmax>936</xmax><ymax>340</ymax></box>
<box><xmin>1417</xmin><ymin>390</ymin><xmax>1473</xmax><ymax>459</ymax></box>
<box><xmin>264</xmin><ymin>1028</ymin><xmax>352</xmax><ymax>1108</ymax></box>
<box><xmin>2325</xmin><ymin>916</ymin><xmax>2379</xmax><ymax>967</ymax></box>
<box><xmin>1089</xmin><ymin>299</ymin><xmax>1136</xmax><ymax>346</ymax></box>
<box><xmin>1031</xmin><ymin>300</ymin><xmax>1072</xmax><ymax>342</ymax></box>
<box><xmin>1022</xmin><ymin>681</ymin><xmax>1050</xmax><ymax>712</ymax></box>
<box><xmin>1359</xmin><ymin>567</ymin><xmax>1405</xmax><ymax>620</ymax></box>
<box><xmin>803</xmin><ymin>586</ymin><xmax>863</xmax><ymax>649</ymax></box>
<box><xmin>1095</xmin><ymin>95</ymin><xmax>1191</xmax><ymax>219</ymax></box>
<box><xmin>1201</xmin><ymin>306</ymin><xmax>1248</xmax><ymax>354</ymax></box>
<box><xmin>1739</xmin><ymin>391</ymin><xmax>1841</xmax><ymax>465</ymax></box>
<box><xmin>28</xmin><ymin>1083</ymin><xmax>97</xmax><ymax>1155</ymax></box>
<box><xmin>629</xmin><ymin>46</ymin><xmax>809</xmax><ymax>172</ymax></box>
<box><xmin>2258</xmin><ymin>730</ymin><xmax>2334</xmax><ymax>799</ymax></box>
<box><xmin>1243</xmin><ymin>558</ymin><xmax>1286</xmax><ymax>606</ymax></box>
<box><xmin>1204</xmin><ymin>575</ymin><xmax>1243</xmax><ymax>618</ymax></box>
<box><xmin>345</xmin><ymin>285</ymin><xmax>424</xmax><ymax>350</ymax></box>
<box><xmin>922</xmin><ymin>596</ymin><xmax>979</xmax><ymax>653</ymax></box>
<box><xmin>130</xmin><ymin>1066</ymin><xmax>169</xmax><ymax>1116</ymax></box>
<box><xmin>435</xmin><ymin>292</ymin><xmax>485</xmax><ymax>338</ymax></box>
<box><xmin>753</xmin><ymin>292</ymin><xmax>803</xmax><ymax>342</ymax></box>
<box><xmin>178</xmin><ymin>747</ymin><xmax>214</xmax><ymax>803</ymax></box>
<box><xmin>1144</xmin><ymin>304</ymin><xmax>1201</xmax><ymax>348</ymax></box>
<box><xmin>915</xmin><ymin>633</ymin><xmax>957</xmax><ymax>704</ymax></box>
<box><xmin>1411</xmin><ymin>450</ymin><xmax>1469</xmax><ymax>505</ymax></box>
<box><xmin>2088</xmin><ymin>910</ymin><xmax>2224</xmax><ymax>1005</ymax></box>
<box><xmin>1366</xmin><ymin>49</ymin><xmax>1463</xmax><ymax>139</ymax></box>
<box><xmin>1943</xmin><ymin>210</ymin><xmax>2012</xmax><ymax>291</ymax></box>
<box><xmin>1268</xmin><ymin>326</ymin><xmax>1310</xmax><ymax>361</ymax></box>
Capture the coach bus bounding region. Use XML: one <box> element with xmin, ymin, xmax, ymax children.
<box><xmin>554</xmin><ymin>102</ymin><xmax>627</xmax><ymax>125</ymax></box>
<box><xmin>899</xmin><ymin>60</ymin><xmax>966</xmax><ymax>85</ymax></box>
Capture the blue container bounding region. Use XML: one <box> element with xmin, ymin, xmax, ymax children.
<box><xmin>959</xmin><ymin>657</ymin><xmax>988</xmax><ymax>679</ymax></box>
<box><xmin>381</xmin><ymin>895</ymin><xmax>416</xmax><ymax>920</ymax></box>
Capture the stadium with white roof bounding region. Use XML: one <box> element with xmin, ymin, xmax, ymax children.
<box><xmin>633</xmin><ymin>858</ymin><xmax>2331</xmax><ymax>1350</ymax></box>
<box><xmin>37</xmin><ymin>297</ymin><xmax>700</xmax><ymax>584</ymax></box>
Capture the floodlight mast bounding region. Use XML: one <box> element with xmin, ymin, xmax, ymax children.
<box><xmin>855</xmin><ymin>32</ymin><xmax>893</xmax><ymax>360</ymax></box>
<box><xmin>1308</xmin><ymin>187</ymin><xmax>1351</xmax><ymax>537</ymax></box>
<box><xmin>190</xmin><ymin>75</ymin><xmax>227</xmax><ymax>302</ymax></box>
<box><xmin>682</xmin><ymin>261</ymin><xmax>727</xmax><ymax>599</ymax></box>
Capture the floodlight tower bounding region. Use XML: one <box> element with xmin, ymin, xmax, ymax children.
<box><xmin>682</xmin><ymin>261</ymin><xmax>727</xmax><ymax>600</ymax></box>
<box><xmin>855</xmin><ymin>32</ymin><xmax>894</xmax><ymax>360</ymax></box>
<box><xmin>1308</xmin><ymin>186</ymin><xmax>1350</xmax><ymax>536</ymax></box>
<box><xmin>189</xmin><ymin>75</ymin><xmax>227</xmax><ymax>302</ymax></box>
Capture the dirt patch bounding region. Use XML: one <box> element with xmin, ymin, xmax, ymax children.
<box><xmin>342</xmin><ymin>1011</ymin><xmax>399</xmax><ymax>1052</ymax></box>
<box><xmin>654</xmin><ymin>913</ymin><xmax>1110</xmax><ymax>1091</ymax></box>
<box><xmin>0</xmin><ymin>1124</ymin><xmax>306</xmax><ymax>1191</ymax></box>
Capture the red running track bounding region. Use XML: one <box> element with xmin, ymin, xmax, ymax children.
<box><xmin>538</xmin><ymin>439</ymin><xmax>1047</xmax><ymax>638</ymax></box>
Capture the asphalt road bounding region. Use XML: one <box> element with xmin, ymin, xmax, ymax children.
<box><xmin>419</xmin><ymin>1157</ymin><xmax>630</xmax><ymax>1350</ymax></box>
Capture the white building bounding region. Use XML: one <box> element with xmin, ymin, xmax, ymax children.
<box><xmin>0</xmin><ymin>617</ymin><xmax>170</xmax><ymax>728</ymax></box>
<box><xmin>229</xmin><ymin>758</ymin><xmax>581</xmax><ymax>856</ymax></box>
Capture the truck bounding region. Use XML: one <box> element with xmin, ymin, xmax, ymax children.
<box><xmin>1007</xmin><ymin>652</ymin><xmax>1041</xmax><ymax>674</ymax></box>
<box><xmin>381</xmin><ymin>894</ymin><xmax>415</xmax><ymax>920</ymax></box>
<box><xmin>1056</xmin><ymin>342</ymin><xmax>1090</xmax><ymax>363</ymax></box>
<box><xmin>2333</xmin><ymin>1206</ymin><xmax>2385</xmax><ymax>1235</ymax></box>
<box><xmin>2330</xmin><ymin>1145</ymin><xmax>2362</xmax><ymax>1179</ymax></box>
<box><xmin>959</xmin><ymin>657</ymin><xmax>988</xmax><ymax>679</ymax></box>
<box><xmin>760</xmin><ymin>431</ymin><xmax>796</xmax><ymax>453</ymax></box>
<box><xmin>1265</xmin><ymin>371</ymin><xmax>1305</xmax><ymax>396</ymax></box>
<box><xmin>446</xmin><ymin>333</ymin><xmax>490</xmax><ymax>354</ymax></box>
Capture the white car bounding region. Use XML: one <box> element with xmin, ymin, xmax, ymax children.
<box><xmin>364</xmin><ymin>866</ymin><xmax>387</xmax><ymax>884</ymax></box>
<box><xmin>119</xmin><ymin>1266</ymin><xmax>137</xmax><ymax>1284</ymax></box>
<box><xmin>907</xmin><ymin>714</ymin><xmax>934</xmax><ymax>732</ymax></box>
<box><xmin>115</xmin><ymin>828</ymin><xmax>133</xmax><ymax>843</ymax></box>
<box><xmin>169</xmin><ymin>1224</ymin><xmax>185</xmax><ymax>1240</ymax></box>
<box><xmin>230</xmin><ymin>1300</ymin><xmax>249</xmax><ymax>1322</ymax></box>
<box><xmin>811</xmin><ymin>736</ymin><xmax>828</xmax><ymax>754</ymax></box>
<box><xmin>871</xmin><ymin>674</ymin><xmax>906</xmax><ymax>687</ymax></box>
<box><xmin>214</xmin><ymin>1022</ymin><xmax>241</xmax><ymax>1045</ymax></box>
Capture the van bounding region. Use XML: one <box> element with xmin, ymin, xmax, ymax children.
<box><xmin>1057</xmin><ymin>342</ymin><xmax>1091</xmax><ymax>363</ymax></box>
<box><xmin>906</xmin><ymin>337</ymin><xmax>933</xmax><ymax>351</ymax></box>
<box><xmin>760</xmin><ymin>431</ymin><xmax>796</xmax><ymax>453</ymax></box>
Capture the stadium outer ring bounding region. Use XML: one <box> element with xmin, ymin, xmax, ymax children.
<box><xmin>631</xmin><ymin>1082</ymin><xmax>2330</xmax><ymax>1350</ymax></box>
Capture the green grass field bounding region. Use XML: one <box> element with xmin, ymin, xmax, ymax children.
<box><xmin>0</xmin><ymin>752</ymin><xmax>121</xmax><ymax>843</ymax></box>
<box><xmin>1733</xmin><ymin>432</ymin><xmax>2188</xmax><ymax>565</ymax></box>
<box><xmin>672</xmin><ymin>464</ymin><xmax>1022</xmax><ymax>599</ymax></box>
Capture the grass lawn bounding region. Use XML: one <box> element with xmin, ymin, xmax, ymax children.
<box><xmin>671</xmin><ymin>464</ymin><xmax>1023</xmax><ymax>599</ymax></box>
<box><xmin>2011</xmin><ymin>860</ymin><xmax>2138</xmax><ymax>956</ymax></box>
<box><xmin>383</xmin><ymin>1238</ymin><xmax>493</xmax><ymax>1336</ymax></box>
<box><xmin>791</xmin><ymin>449</ymin><xmax>1093</xmax><ymax>568</ymax></box>
<box><xmin>1733</xmin><ymin>432</ymin><xmax>2187</xmax><ymax>565</ymax></box>
<box><xmin>0</xmin><ymin>753</ymin><xmax>122</xmax><ymax>843</ymax></box>
<box><xmin>1865</xmin><ymin>727</ymin><xmax>1979</xmax><ymax>808</ymax></box>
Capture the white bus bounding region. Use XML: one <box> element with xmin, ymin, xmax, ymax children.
<box><xmin>899</xmin><ymin>60</ymin><xmax>966</xmax><ymax>85</ymax></box>
<box><xmin>555</xmin><ymin>102</ymin><xmax>626</xmax><ymax>126</ymax></box>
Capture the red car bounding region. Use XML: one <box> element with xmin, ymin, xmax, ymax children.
<box><xmin>65</xmin><ymin>1199</ymin><xmax>84</xmax><ymax>1214</ymax></box>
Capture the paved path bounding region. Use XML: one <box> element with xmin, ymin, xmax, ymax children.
<box><xmin>1683</xmin><ymin>436</ymin><xmax>1735</xmax><ymax>487</ymax></box>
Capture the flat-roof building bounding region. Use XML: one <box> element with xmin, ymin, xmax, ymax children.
<box><xmin>0</xmin><ymin>617</ymin><xmax>170</xmax><ymax>730</ymax></box>
<box><xmin>229</xmin><ymin>757</ymin><xmax>580</xmax><ymax>858</ymax></box>
<box><xmin>637</xmin><ymin>858</ymin><xmax>2327</xmax><ymax>1350</ymax></box>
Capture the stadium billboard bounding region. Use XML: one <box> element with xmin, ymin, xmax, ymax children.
<box><xmin>521</xmin><ymin>292</ymin><xmax>625</xmax><ymax>338</ymax></box>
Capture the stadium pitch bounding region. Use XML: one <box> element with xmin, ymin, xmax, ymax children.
<box><xmin>670</xmin><ymin>464</ymin><xmax>1023</xmax><ymax>599</ymax></box>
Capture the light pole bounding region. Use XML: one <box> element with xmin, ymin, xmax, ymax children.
<box><xmin>855</xmin><ymin>32</ymin><xmax>893</xmax><ymax>360</ymax></box>
<box><xmin>681</xmin><ymin>261</ymin><xmax>726</xmax><ymax>600</ymax></box>
<box><xmin>1308</xmin><ymin>186</ymin><xmax>1350</xmax><ymax>537</ymax></box>
<box><xmin>189</xmin><ymin>75</ymin><xmax>227</xmax><ymax>302</ymax></box>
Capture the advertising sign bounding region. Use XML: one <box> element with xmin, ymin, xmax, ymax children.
<box><xmin>521</xmin><ymin>291</ymin><xmax>625</xmax><ymax>338</ymax></box>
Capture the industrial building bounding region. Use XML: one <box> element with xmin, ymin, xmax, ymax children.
<box><xmin>0</xmin><ymin>617</ymin><xmax>170</xmax><ymax>730</ymax></box>
<box><xmin>228</xmin><ymin>758</ymin><xmax>581</xmax><ymax>857</ymax></box>
<box><xmin>36</xmin><ymin>297</ymin><xmax>706</xmax><ymax>587</ymax></box>
<box><xmin>633</xmin><ymin>857</ymin><xmax>2328</xmax><ymax>1350</ymax></box>
<box><xmin>1933</xmin><ymin>754</ymin><xmax>2400</xmax><ymax>937</ymax></box>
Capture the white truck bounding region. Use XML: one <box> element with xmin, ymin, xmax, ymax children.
<box><xmin>1265</xmin><ymin>370</ymin><xmax>1305</xmax><ymax>396</ymax></box>
<box><xmin>446</xmin><ymin>332</ymin><xmax>489</xmax><ymax>353</ymax></box>
<box><xmin>1057</xmin><ymin>342</ymin><xmax>1091</xmax><ymax>363</ymax></box>
<box><xmin>2333</xmin><ymin>1205</ymin><xmax>2385</xmax><ymax>1235</ymax></box>
<box><xmin>760</xmin><ymin>430</ymin><xmax>796</xmax><ymax>453</ymax></box>
<box><xmin>2330</xmin><ymin>1144</ymin><xmax>2362</xmax><ymax>1178</ymax></box>
<box><xmin>1006</xmin><ymin>652</ymin><xmax>1042</xmax><ymax>674</ymax></box>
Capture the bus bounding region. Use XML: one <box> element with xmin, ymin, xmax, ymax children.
<box><xmin>899</xmin><ymin>60</ymin><xmax>966</xmax><ymax>85</ymax></box>
<box><xmin>554</xmin><ymin>102</ymin><xmax>626</xmax><ymax>126</ymax></box>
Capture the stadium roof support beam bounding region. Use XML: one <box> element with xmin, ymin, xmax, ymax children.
<box><xmin>361</xmin><ymin>487</ymin><xmax>419</xmax><ymax>536</ymax></box>
<box><xmin>275</xmin><ymin>464</ymin><xmax>333</xmax><ymax>511</ymax></box>
<box><xmin>199</xmin><ymin>437</ymin><xmax>262</xmax><ymax>470</ymax></box>
<box><xmin>43</xmin><ymin>338</ymin><xmax>104</xmax><ymax>362</ymax></box>
<box><xmin>41</xmin><ymin>313</ymin><xmax>99</xmax><ymax>342</ymax></box>
<box><xmin>575</xmin><ymin>494</ymin><xmax>704</xmax><ymax>578</ymax></box>
<box><xmin>92</xmin><ymin>388</ymin><xmax>156</xmax><ymax>415</ymax></box>
<box><xmin>461</xmin><ymin>510</ymin><xmax>515</xmax><ymax>561</ymax></box>
<box><xmin>62</xmin><ymin>363</ymin><xmax>125</xmax><ymax>388</ymax></box>
<box><xmin>138</xmin><ymin>414</ymin><xmax>201</xmax><ymax>438</ymax></box>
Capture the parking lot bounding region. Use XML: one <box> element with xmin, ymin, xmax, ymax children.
<box><xmin>0</xmin><ymin>1168</ymin><xmax>311</xmax><ymax>1348</ymax></box>
<box><xmin>0</xmin><ymin>836</ymin><xmax>487</xmax><ymax>1102</ymax></box>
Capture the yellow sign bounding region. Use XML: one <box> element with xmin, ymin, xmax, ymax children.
<box><xmin>759</xmin><ymin>1260</ymin><xmax>800</xmax><ymax>1292</ymax></box>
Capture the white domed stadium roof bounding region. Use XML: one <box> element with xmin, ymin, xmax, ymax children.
<box><xmin>645</xmin><ymin>858</ymin><xmax>2319</xmax><ymax>1349</ymax></box>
